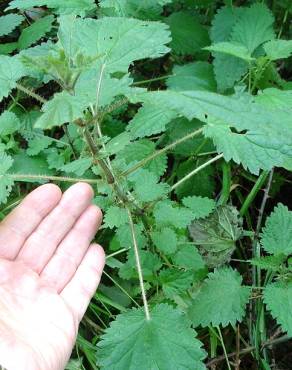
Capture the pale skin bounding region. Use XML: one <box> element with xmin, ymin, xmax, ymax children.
<box><xmin>0</xmin><ymin>182</ymin><xmax>105</xmax><ymax>370</ymax></box>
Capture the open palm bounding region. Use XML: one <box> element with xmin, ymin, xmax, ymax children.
<box><xmin>0</xmin><ymin>183</ymin><xmax>104</xmax><ymax>370</ymax></box>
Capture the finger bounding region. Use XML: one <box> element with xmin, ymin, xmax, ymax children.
<box><xmin>61</xmin><ymin>244</ymin><xmax>105</xmax><ymax>322</ymax></box>
<box><xmin>40</xmin><ymin>205</ymin><xmax>102</xmax><ymax>292</ymax></box>
<box><xmin>0</xmin><ymin>184</ymin><xmax>62</xmax><ymax>260</ymax></box>
<box><xmin>16</xmin><ymin>182</ymin><xmax>94</xmax><ymax>273</ymax></box>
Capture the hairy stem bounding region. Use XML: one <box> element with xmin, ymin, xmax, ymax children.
<box><xmin>16</xmin><ymin>83</ymin><xmax>47</xmax><ymax>104</ymax></box>
<box><xmin>127</xmin><ymin>208</ymin><xmax>151</xmax><ymax>320</ymax></box>
<box><xmin>5</xmin><ymin>173</ymin><xmax>99</xmax><ymax>184</ymax></box>
<box><xmin>121</xmin><ymin>128</ymin><xmax>204</xmax><ymax>177</ymax></box>
<box><xmin>170</xmin><ymin>153</ymin><xmax>223</xmax><ymax>192</ymax></box>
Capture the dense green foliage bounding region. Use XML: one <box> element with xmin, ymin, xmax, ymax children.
<box><xmin>0</xmin><ymin>0</ymin><xmax>292</xmax><ymax>368</ymax></box>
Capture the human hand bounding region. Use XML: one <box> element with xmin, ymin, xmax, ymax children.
<box><xmin>0</xmin><ymin>183</ymin><xmax>105</xmax><ymax>370</ymax></box>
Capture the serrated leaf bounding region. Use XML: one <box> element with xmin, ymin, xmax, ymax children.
<box><xmin>151</xmin><ymin>227</ymin><xmax>178</xmax><ymax>254</ymax></box>
<box><xmin>0</xmin><ymin>152</ymin><xmax>14</xmax><ymax>204</ymax></box>
<box><xmin>97</xmin><ymin>303</ymin><xmax>206</xmax><ymax>370</ymax></box>
<box><xmin>0</xmin><ymin>14</ymin><xmax>24</xmax><ymax>37</ymax></box>
<box><xmin>231</xmin><ymin>3</ymin><xmax>275</xmax><ymax>54</ymax></box>
<box><xmin>127</xmin><ymin>103</ymin><xmax>177</xmax><ymax>139</ymax></box>
<box><xmin>131</xmin><ymin>169</ymin><xmax>169</xmax><ymax>202</ymax></box>
<box><xmin>7</xmin><ymin>0</ymin><xmax>97</xmax><ymax>16</ymax></box>
<box><xmin>100</xmin><ymin>0</ymin><xmax>172</xmax><ymax>20</ymax></box>
<box><xmin>210</xmin><ymin>6</ymin><xmax>247</xmax><ymax>91</ymax></box>
<box><xmin>0</xmin><ymin>56</ymin><xmax>26</xmax><ymax>102</ymax></box>
<box><xmin>250</xmin><ymin>255</ymin><xmax>286</xmax><ymax>271</ymax></box>
<box><xmin>188</xmin><ymin>267</ymin><xmax>250</xmax><ymax>327</ymax></box>
<box><xmin>26</xmin><ymin>134</ymin><xmax>53</xmax><ymax>156</ymax></box>
<box><xmin>0</xmin><ymin>111</ymin><xmax>20</xmax><ymax>136</ymax></box>
<box><xmin>60</xmin><ymin>158</ymin><xmax>92</xmax><ymax>176</ymax></box>
<box><xmin>35</xmin><ymin>92</ymin><xmax>88</xmax><ymax>129</ymax></box>
<box><xmin>119</xmin><ymin>139</ymin><xmax>167</xmax><ymax>177</ymax></box>
<box><xmin>75</xmin><ymin>72</ymin><xmax>143</xmax><ymax>108</ymax></box>
<box><xmin>264</xmin><ymin>39</ymin><xmax>292</xmax><ymax>60</ymax></box>
<box><xmin>189</xmin><ymin>205</ymin><xmax>242</xmax><ymax>268</ymax></box>
<box><xmin>0</xmin><ymin>42</ymin><xmax>18</xmax><ymax>55</ymax></box>
<box><xmin>182</xmin><ymin>196</ymin><xmax>215</xmax><ymax>219</ymax></box>
<box><xmin>129</xmin><ymin>90</ymin><xmax>292</xmax><ymax>174</ymax></box>
<box><xmin>166</xmin><ymin>11</ymin><xmax>209</xmax><ymax>55</ymax></box>
<box><xmin>166</xmin><ymin>62</ymin><xmax>216</xmax><ymax>92</ymax></box>
<box><xmin>104</xmin><ymin>205</ymin><xmax>128</xmax><ymax>229</ymax></box>
<box><xmin>264</xmin><ymin>282</ymin><xmax>292</xmax><ymax>337</ymax></box>
<box><xmin>104</xmin><ymin>132</ymin><xmax>131</xmax><ymax>155</ymax></box>
<box><xmin>255</xmin><ymin>88</ymin><xmax>292</xmax><ymax>112</ymax></box>
<box><xmin>58</xmin><ymin>16</ymin><xmax>170</xmax><ymax>73</ymax></box>
<box><xmin>173</xmin><ymin>244</ymin><xmax>206</xmax><ymax>271</ymax></box>
<box><xmin>154</xmin><ymin>200</ymin><xmax>194</xmax><ymax>228</ymax></box>
<box><xmin>159</xmin><ymin>269</ymin><xmax>194</xmax><ymax>299</ymax></box>
<box><xmin>18</xmin><ymin>15</ymin><xmax>54</xmax><ymax>50</ymax></box>
<box><xmin>119</xmin><ymin>250</ymin><xmax>162</xmax><ymax>280</ymax></box>
<box><xmin>260</xmin><ymin>203</ymin><xmax>292</xmax><ymax>256</ymax></box>
<box><xmin>205</xmin><ymin>42</ymin><xmax>253</xmax><ymax>62</ymax></box>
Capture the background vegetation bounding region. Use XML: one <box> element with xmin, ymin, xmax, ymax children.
<box><xmin>0</xmin><ymin>0</ymin><xmax>292</xmax><ymax>369</ymax></box>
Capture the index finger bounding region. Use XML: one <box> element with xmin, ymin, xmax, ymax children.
<box><xmin>0</xmin><ymin>183</ymin><xmax>62</xmax><ymax>260</ymax></box>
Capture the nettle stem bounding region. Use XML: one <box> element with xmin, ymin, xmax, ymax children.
<box><xmin>170</xmin><ymin>153</ymin><xmax>224</xmax><ymax>192</ymax></box>
<box><xmin>127</xmin><ymin>207</ymin><xmax>151</xmax><ymax>320</ymax></box>
<box><xmin>16</xmin><ymin>83</ymin><xmax>47</xmax><ymax>104</ymax></box>
<box><xmin>4</xmin><ymin>174</ymin><xmax>99</xmax><ymax>184</ymax></box>
<box><xmin>121</xmin><ymin>127</ymin><xmax>204</xmax><ymax>177</ymax></box>
<box><xmin>82</xmin><ymin>124</ymin><xmax>150</xmax><ymax>319</ymax></box>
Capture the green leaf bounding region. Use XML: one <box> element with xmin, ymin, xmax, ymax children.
<box><xmin>26</xmin><ymin>134</ymin><xmax>53</xmax><ymax>156</ymax></box>
<box><xmin>166</xmin><ymin>62</ymin><xmax>216</xmax><ymax>92</ymax></box>
<box><xmin>0</xmin><ymin>56</ymin><xmax>26</xmax><ymax>102</ymax></box>
<box><xmin>18</xmin><ymin>15</ymin><xmax>54</xmax><ymax>50</ymax></box>
<box><xmin>210</xmin><ymin>6</ymin><xmax>247</xmax><ymax>90</ymax></box>
<box><xmin>0</xmin><ymin>42</ymin><xmax>18</xmax><ymax>55</ymax></box>
<box><xmin>255</xmin><ymin>88</ymin><xmax>292</xmax><ymax>112</ymax></box>
<box><xmin>0</xmin><ymin>14</ymin><xmax>24</xmax><ymax>37</ymax></box>
<box><xmin>173</xmin><ymin>244</ymin><xmax>206</xmax><ymax>271</ymax></box>
<box><xmin>97</xmin><ymin>303</ymin><xmax>206</xmax><ymax>370</ymax></box>
<box><xmin>0</xmin><ymin>111</ymin><xmax>20</xmax><ymax>136</ymax></box>
<box><xmin>165</xmin><ymin>11</ymin><xmax>209</xmax><ymax>55</ymax></box>
<box><xmin>231</xmin><ymin>3</ymin><xmax>275</xmax><ymax>54</ymax></box>
<box><xmin>204</xmin><ymin>42</ymin><xmax>253</xmax><ymax>62</ymax></box>
<box><xmin>104</xmin><ymin>205</ymin><xmax>128</xmax><ymax>229</ymax></box>
<box><xmin>188</xmin><ymin>205</ymin><xmax>242</xmax><ymax>268</ymax></box>
<box><xmin>130</xmin><ymin>90</ymin><xmax>292</xmax><ymax>174</ymax></box>
<box><xmin>75</xmin><ymin>72</ymin><xmax>143</xmax><ymax>108</ymax></box>
<box><xmin>60</xmin><ymin>158</ymin><xmax>92</xmax><ymax>176</ymax></box>
<box><xmin>35</xmin><ymin>91</ymin><xmax>88</xmax><ymax>129</ymax></box>
<box><xmin>0</xmin><ymin>152</ymin><xmax>14</xmax><ymax>204</ymax></box>
<box><xmin>58</xmin><ymin>16</ymin><xmax>170</xmax><ymax>73</ymax></box>
<box><xmin>10</xmin><ymin>152</ymin><xmax>54</xmax><ymax>182</ymax></box>
<box><xmin>99</xmin><ymin>0</ymin><xmax>172</xmax><ymax>20</ymax></box>
<box><xmin>188</xmin><ymin>267</ymin><xmax>250</xmax><ymax>327</ymax></box>
<box><xmin>119</xmin><ymin>139</ymin><xmax>167</xmax><ymax>177</ymax></box>
<box><xmin>153</xmin><ymin>200</ymin><xmax>194</xmax><ymax>229</ymax></box>
<box><xmin>264</xmin><ymin>281</ymin><xmax>292</xmax><ymax>337</ymax></box>
<box><xmin>104</xmin><ymin>132</ymin><xmax>132</xmax><ymax>155</ymax></box>
<box><xmin>127</xmin><ymin>103</ymin><xmax>177</xmax><ymax>139</ymax></box>
<box><xmin>182</xmin><ymin>196</ymin><xmax>215</xmax><ymax>220</ymax></box>
<box><xmin>260</xmin><ymin>203</ymin><xmax>292</xmax><ymax>256</ymax></box>
<box><xmin>250</xmin><ymin>255</ymin><xmax>286</xmax><ymax>271</ymax></box>
<box><xmin>151</xmin><ymin>227</ymin><xmax>178</xmax><ymax>254</ymax></box>
<box><xmin>264</xmin><ymin>39</ymin><xmax>292</xmax><ymax>61</ymax></box>
<box><xmin>7</xmin><ymin>0</ymin><xmax>97</xmax><ymax>16</ymax></box>
<box><xmin>119</xmin><ymin>250</ymin><xmax>162</xmax><ymax>280</ymax></box>
<box><xmin>159</xmin><ymin>269</ymin><xmax>194</xmax><ymax>299</ymax></box>
<box><xmin>131</xmin><ymin>169</ymin><xmax>169</xmax><ymax>202</ymax></box>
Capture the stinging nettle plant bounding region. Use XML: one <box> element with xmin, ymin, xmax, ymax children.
<box><xmin>1</xmin><ymin>0</ymin><xmax>292</xmax><ymax>369</ymax></box>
